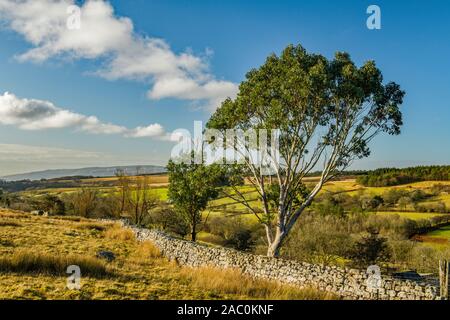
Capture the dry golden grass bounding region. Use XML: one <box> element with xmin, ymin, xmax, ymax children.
<box><xmin>52</xmin><ymin>215</ymin><xmax>90</xmax><ymax>222</ymax></box>
<box><xmin>76</xmin><ymin>222</ymin><xmax>108</xmax><ymax>231</ymax></box>
<box><xmin>134</xmin><ymin>241</ymin><xmax>162</xmax><ymax>259</ymax></box>
<box><xmin>0</xmin><ymin>250</ymin><xmax>108</xmax><ymax>277</ymax></box>
<box><xmin>0</xmin><ymin>220</ymin><xmax>21</xmax><ymax>227</ymax></box>
<box><xmin>180</xmin><ymin>267</ymin><xmax>338</xmax><ymax>300</ymax></box>
<box><xmin>104</xmin><ymin>225</ymin><xmax>135</xmax><ymax>241</ymax></box>
<box><xmin>83</xmin><ymin>174</ymin><xmax>169</xmax><ymax>185</ymax></box>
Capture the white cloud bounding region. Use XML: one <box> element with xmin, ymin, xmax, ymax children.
<box><xmin>0</xmin><ymin>0</ymin><xmax>238</xmax><ymax>111</ymax></box>
<box><xmin>0</xmin><ymin>91</ymin><xmax>170</xmax><ymax>139</ymax></box>
<box><xmin>126</xmin><ymin>123</ymin><xmax>165</xmax><ymax>138</ymax></box>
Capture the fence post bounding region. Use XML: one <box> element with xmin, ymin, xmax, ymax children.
<box><xmin>439</xmin><ymin>259</ymin><xmax>449</xmax><ymax>299</ymax></box>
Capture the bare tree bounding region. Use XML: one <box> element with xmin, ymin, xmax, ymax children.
<box><xmin>71</xmin><ymin>188</ymin><xmax>98</xmax><ymax>218</ymax></box>
<box><xmin>128</xmin><ymin>169</ymin><xmax>159</xmax><ymax>226</ymax></box>
<box><xmin>115</xmin><ymin>169</ymin><xmax>131</xmax><ymax>215</ymax></box>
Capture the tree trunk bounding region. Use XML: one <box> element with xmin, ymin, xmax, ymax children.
<box><xmin>266</xmin><ymin>227</ymin><xmax>285</xmax><ymax>258</ymax></box>
<box><xmin>191</xmin><ymin>223</ymin><xmax>197</xmax><ymax>242</ymax></box>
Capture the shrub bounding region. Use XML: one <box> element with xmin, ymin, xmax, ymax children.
<box><xmin>349</xmin><ymin>228</ymin><xmax>391</xmax><ymax>268</ymax></box>
<box><xmin>314</xmin><ymin>197</ymin><xmax>346</xmax><ymax>217</ymax></box>
<box><xmin>207</xmin><ymin>216</ymin><xmax>257</xmax><ymax>251</ymax></box>
<box><xmin>284</xmin><ymin>214</ymin><xmax>353</xmax><ymax>266</ymax></box>
<box><xmin>383</xmin><ymin>189</ymin><xmax>409</xmax><ymax>206</ymax></box>
<box><xmin>407</xmin><ymin>246</ymin><xmax>445</xmax><ymax>273</ymax></box>
<box><xmin>388</xmin><ymin>240</ymin><xmax>416</xmax><ymax>269</ymax></box>
<box><xmin>148</xmin><ymin>205</ymin><xmax>190</xmax><ymax>238</ymax></box>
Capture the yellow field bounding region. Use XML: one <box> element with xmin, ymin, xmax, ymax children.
<box><xmin>82</xmin><ymin>174</ymin><xmax>169</xmax><ymax>186</ymax></box>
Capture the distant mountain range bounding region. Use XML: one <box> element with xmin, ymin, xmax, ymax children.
<box><xmin>1</xmin><ymin>165</ymin><xmax>167</xmax><ymax>181</ymax></box>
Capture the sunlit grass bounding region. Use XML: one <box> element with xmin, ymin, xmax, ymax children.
<box><xmin>180</xmin><ymin>267</ymin><xmax>338</xmax><ymax>300</ymax></box>
<box><xmin>375</xmin><ymin>211</ymin><xmax>446</xmax><ymax>221</ymax></box>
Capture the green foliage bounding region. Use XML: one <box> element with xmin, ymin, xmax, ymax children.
<box><xmin>284</xmin><ymin>214</ymin><xmax>353</xmax><ymax>266</ymax></box>
<box><xmin>314</xmin><ymin>196</ymin><xmax>346</xmax><ymax>218</ymax></box>
<box><xmin>149</xmin><ymin>205</ymin><xmax>190</xmax><ymax>238</ymax></box>
<box><xmin>167</xmin><ymin>160</ymin><xmax>223</xmax><ymax>241</ymax></box>
<box><xmin>357</xmin><ymin>165</ymin><xmax>450</xmax><ymax>187</ymax></box>
<box><xmin>41</xmin><ymin>194</ymin><xmax>65</xmax><ymax>215</ymax></box>
<box><xmin>349</xmin><ymin>228</ymin><xmax>391</xmax><ymax>268</ymax></box>
<box><xmin>207</xmin><ymin>216</ymin><xmax>259</xmax><ymax>251</ymax></box>
<box><xmin>382</xmin><ymin>189</ymin><xmax>409</xmax><ymax>206</ymax></box>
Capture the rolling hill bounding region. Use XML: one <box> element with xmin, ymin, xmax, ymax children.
<box><xmin>1</xmin><ymin>165</ymin><xmax>166</xmax><ymax>181</ymax></box>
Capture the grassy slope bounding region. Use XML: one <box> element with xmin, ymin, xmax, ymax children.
<box><xmin>0</xmin><ymin>209</ymin><xmax>333</xmax><ymax>300</ymax></box>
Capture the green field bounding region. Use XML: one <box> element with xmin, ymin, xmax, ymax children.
<box><xmin>426</xmin><ymin>225</ymin><xmax>450</xmax><ymax>239</ymax></box>
<box><xmin>375</xmin><ymin>211</ymin><xmax>447</xmax><ymax>221</ymax></box>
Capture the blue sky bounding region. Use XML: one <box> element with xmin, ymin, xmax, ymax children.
<box><xmin>0</xmin><ymin>0</ymin><xmax>449</xmax><ymax>175</ymax></box>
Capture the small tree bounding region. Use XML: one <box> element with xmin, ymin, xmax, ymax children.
<box><xmin>115</xmin><ymin>169</ymin><xmax>131</xmax><ymax>215</ymax></box>
<box><xmin>0</xmin><ymin>189</ymin><xmax>11</xmax><ymax>208</ymax></box>
<box><xmin>41</xmin><ymin>194</ymin><xmax>65</xmax><ymax>215</ymax></box>
<box><xmin>128</xmin><ymin>174</ymin><xmax>159</xmax><ymax>226</ymax></box>
<box><xmin>397</xmin><ymin>196</ymin><xmax>412</xmax><ymax>211</ymax></box>
<box><xmin>350</xmin><ymin>228</ymin><xmax>391</xmax><ymax>268</ymax></box>
<box><xmin>71</xmin><ymin>188</ymin><xmax>98</xmax><ymax>217</ymax></box>
<box><xmin>167</xmin><ymin>160</ymin><xmax>221</xmax><ymax>242</ymax></box>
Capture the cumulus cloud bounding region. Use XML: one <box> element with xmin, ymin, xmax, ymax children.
<box><xmin>0</xmin><ymin>0</ymin><xmax>238</xmax><ymax>111</ymax></box>
<box><xmin>0</xmin><ymin>91</ymin><xmax>173</xmax><ymax>139</ymax></box>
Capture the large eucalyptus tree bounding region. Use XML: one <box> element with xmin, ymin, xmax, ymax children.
<box><xmin>207</xmin><ymin>44</ymin><xmax>405</xmax><ymax>257</ymax></box>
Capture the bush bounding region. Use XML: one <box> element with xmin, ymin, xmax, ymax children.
<box><xmin>388</xmin><ymin>240</ymin><xmax>416</xmax><ymax>269</ymax></box>
<box><xmin>383</xmin><ymin>189</ymin><xmax>409</xmax><ymax>206</ymax></box>
<box><xmin>314</xmin><ymin>197</ymin><xmax>346</xmax><ymax>217</ymax></box>
<box><xmin>93</xmin><ymin>194</ymin><xmax>121</xmax><ymax>218</ymax></box>
<box><xmin>207</xmin><ymin>216</ymin><xmax>258</xmax><ymax>251</ymax></box>
<box><xmin>284</xmin><ymin>214</ymin><xmax>353</xmax><ymax>266</ymax></box>
<box><xmin>148</xmin><ymin>205</ymin><xmax>190</xmax><ymax>238</ymax></box>
<box><xmin>349</xmin><ymin>228</ymin><xmax>391</xmax><ymax>268</ymax></box>
<box><xmin>407</xmin><ymin>246</ymin><xmax>448</xmax><ymax>273</ymax></box>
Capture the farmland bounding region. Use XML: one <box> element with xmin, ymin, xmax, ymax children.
<box><xmin>6</xmin><ymin>175</ymin><xmax>450</xmax><ymax>244</ymax></box>
<box><xmin>2</xmin><ymin>173</ymin><xmax>450</xmax><ymax>274</ymax></box>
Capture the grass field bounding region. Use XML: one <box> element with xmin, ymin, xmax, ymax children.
<box><xmin>414</xmin><ymin>226</ymin><xmax>450</xmax><ymax>248</ymax></box>
<box><xmin>375</xmin><ymin>211</ymin><xmax>447</xmax><ymax>221</ymax></box>
<box><xmin>0</xmin><ymin>209</ymin><xmax>333</xmax><ymax>300</ymax></box>
<box><xmin>426</xmin><ymin>225</ymin><xmax>450</xmax><ymax>239</ymax></box>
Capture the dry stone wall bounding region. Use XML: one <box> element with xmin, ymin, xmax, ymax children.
<box><xmin>125</xmin><ymin>224</ymin><xmax>442</xmax><ymax>300</ymax></box>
